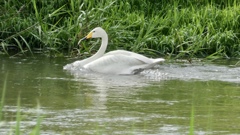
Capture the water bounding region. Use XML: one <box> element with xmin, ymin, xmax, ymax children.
<box><xmin>0</xmin><ymin>55</ymin><xmax>240</xmax><ymax>134</ymax></box>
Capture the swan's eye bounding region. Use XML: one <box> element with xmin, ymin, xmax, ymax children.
<box><xmin>93</xmin><ymin>31</ymin><xmax>96</xmax><ymax>33</ymax></box>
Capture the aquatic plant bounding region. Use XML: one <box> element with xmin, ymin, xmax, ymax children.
<box><xmin>0</xmin><ymin>0</ymin><xmax>239</xmax><ymax>59</ymax></box>
<box><xmin>0</xmin><ymin>73</ymin><xmax>7</xmax><ymax>121</ymax></box>
<box><xmin>189</xmin><ymin>105</ymin><xmax>195</xmax><ymax>135</ymax></box>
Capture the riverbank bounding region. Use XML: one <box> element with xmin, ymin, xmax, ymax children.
<box><xmin>0</xmin><ymin>0</ymin><xmax>239</xmax><ymax>59</ymax></box>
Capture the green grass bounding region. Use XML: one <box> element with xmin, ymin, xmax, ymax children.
<box><xmin>189</xmin><ymin>105</ymin><xmax>195</xmax><ymax>135</ymax></box>
<box><xmin>0</xmin><ymin>0</ymin><xmax>240</xmax><ymax>59</ymax></box>
<box><xmin>0</xmin><ymin>73</ymin><xmax>8</xmax><ymax>121</ymax></box>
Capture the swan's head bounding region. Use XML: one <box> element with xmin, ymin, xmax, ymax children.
<box><xmin>86</xmin><ymin>27</ymin><xmax>107</xmax><ymax>39</ymax></box>
<box><xmin>78</xmin><ymin>27</ymin><xmax>107</xmax><ymax>45</ymax></box>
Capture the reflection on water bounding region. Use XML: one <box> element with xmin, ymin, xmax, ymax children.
<box><xmin>0</xmin><ymin>56</ymin><xmax>240</xmax><ymax>135</ymax></box>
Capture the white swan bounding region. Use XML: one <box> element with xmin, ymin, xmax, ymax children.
<box><xmin>63</xmin><ymin>27</ymin><xmax>165</xmax><ymax>74</ymax></box>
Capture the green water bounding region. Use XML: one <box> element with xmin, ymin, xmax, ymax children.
<box><xmin>0</xmin><ymin>56</ymin><xmax>240</xmax><ymax>134</ymax></box>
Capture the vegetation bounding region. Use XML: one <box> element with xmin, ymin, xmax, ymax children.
<box><xmin>0</xmin><ymin>0</ymin><xmax>239</xmax><ymax>59</ymax></box>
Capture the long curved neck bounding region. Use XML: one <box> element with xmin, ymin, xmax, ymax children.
<box><xmin>80</xmin><ymin>34</ymin><xmax>108</xmax><ymax>66</ymax></box>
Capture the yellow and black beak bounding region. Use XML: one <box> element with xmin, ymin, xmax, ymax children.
<box><xmin>78</xmin><ymin>31</ymin><xmax>93</xmax><ymax>45</ymax></box>
<box><xmin>86</xmin><ymin>31</ymin><xmax>93</xmax><ymax>39</ymax></box>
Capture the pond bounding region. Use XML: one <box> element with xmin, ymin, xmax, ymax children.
<box><xmin>0</xmin><ymin>55</ymin><xmax>240</xmax><ymax>135</ymax></box>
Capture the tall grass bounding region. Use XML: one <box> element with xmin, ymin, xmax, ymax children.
<box><xmin>0</xmin><ymin>73</ymin><xmax>8</xmax><ymax>121</ymax></box>
<box><xmin>189</xmin><ymin>105</ymin><xmax>195</xmax><ymax>135</ymax></box>
<box><xmin>0</xmin><ymin>0</ymin><xmax>239</xmax><ymax>58</ymax></box>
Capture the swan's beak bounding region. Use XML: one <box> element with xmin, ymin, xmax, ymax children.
<box><xmin>86</xmin><ymin>31</ymin><xmax>93</xmax><ymax>39</ymax></box>
<box><xmin>77</xmin><ymin>31</ymin><xmax>93</xmax><ymax>45</ymax></box>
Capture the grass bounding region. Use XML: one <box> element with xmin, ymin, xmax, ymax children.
<box><xmin>0</xmin><ymin>0</ymin><xmax>240</xmax><ymax>59</ymax></box>
<box><xmin>0</xmin><ymin>73</ymin><xmax>42</xmax><ymax>135</ymax></box>
<box><xmin>0</xmin><ymin>73</ymin><xmax>8</xmax><ymax>121</ymax></box>
<box><xmin>189</xmin><ymin>103</ymin><xmax>195</xmax><ymax>135</ymax></box>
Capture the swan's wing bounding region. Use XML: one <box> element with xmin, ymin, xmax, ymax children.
<box><xmin>104</xmin><ymin>50</ymin><xmax>155</xmax><ymax>64</ymax></box>
<box><xmin>84</xmin><ymin>54</ymin><xmax>151</xmax><ymax>74</ymax></box>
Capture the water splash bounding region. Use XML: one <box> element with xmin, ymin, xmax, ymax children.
<box><xmin>64</xmin><ymin>62</ymin><xmax>240</xmax><ymax>83</ymax></box>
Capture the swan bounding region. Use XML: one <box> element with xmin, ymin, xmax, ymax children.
<box><xmin>63</xmin><ymin>27</ymin><xmax>165</xmax><ymax>75</ymax></box>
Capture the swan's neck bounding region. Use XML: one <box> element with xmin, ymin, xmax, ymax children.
<box><xmin>80</xmin><ymin>34</ymin><xmax>108</xmax><ymax>66</ymax></box>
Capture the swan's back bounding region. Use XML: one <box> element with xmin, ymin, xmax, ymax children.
<box><xmin>105</xmin><ymin>50</ymin><xmax>154</xmax><ymax>64</ymax></box>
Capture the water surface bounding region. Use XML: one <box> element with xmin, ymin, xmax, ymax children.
<box><xmin>0</xmin><ymin>55</ymin><xmax>239</xmax><ymax>134</ymax></box>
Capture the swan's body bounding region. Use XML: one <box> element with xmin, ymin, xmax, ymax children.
<box><xmin>64</xmin><ymin>27</ymin><xmax>164</xmax><ymax>75</ymax></box>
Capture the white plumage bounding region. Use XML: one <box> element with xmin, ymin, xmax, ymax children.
<box><xmin>64</xmin><ymin>27</ymin><xmax>164</xmax><ymax>75</ymax></box>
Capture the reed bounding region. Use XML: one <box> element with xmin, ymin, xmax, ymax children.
<box><xmin>15</xmin><ymin>96</ymin><xmax>21</xmax><ymax>135</ymax></box>
<box><xmin>0</xmin><ymin>0</ymin><xmax>239</xmax><ymax>58</ymax></box>
<box><xmin>0</xmin><ymin>73</ymin><xmax>8</xmax><ymax>121</ymax></box>
<box><xmin>189</xmin><ymin>105</ymin><xmax>195</xmax><ymax>135</ymax></box>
